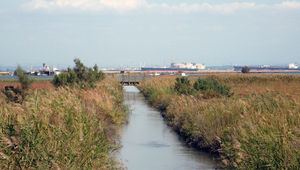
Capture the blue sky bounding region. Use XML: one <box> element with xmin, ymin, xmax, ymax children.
<box><xmin>0</xmin><ymin>0</ymin><xmax>300</xmax><ymax>68</ymax></box>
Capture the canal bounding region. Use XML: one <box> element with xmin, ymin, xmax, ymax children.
<box><xmin>118</xmin><ymin>86</ymin><xmax>217</xmax><ymax>170</ymax></box>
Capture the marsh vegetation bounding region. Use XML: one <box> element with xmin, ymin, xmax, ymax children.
<box><xmin>138</xmin><ymin>74</ymin><xmax>300</xmax><ymax>169</ymax></box>
<box><xmin>0</xmin><ymin>61</ymin><xmax>126</xmax><ymax>169</ymax></box>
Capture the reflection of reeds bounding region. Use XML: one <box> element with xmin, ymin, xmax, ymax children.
<box><xmin>0</xmin><ymin>78</ymin><xmax>126</xmax><ymax>169</ymax></box>
<box><xmin>138</xmin><ymin>74</ymin><xmax>300</xmax><ymax>169</ymax></box>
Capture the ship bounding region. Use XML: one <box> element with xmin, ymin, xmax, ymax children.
<box><xmin>26</xmin><ymin>63</ymin><xmax>61</xmax><ymax>76</ymax></box>
<box><xmin>141</xmin><ymin>62</ymin><xmax>206</xmax><ymax>72</ymax></box>
<box><xmin>234</xmin><ymin>63</ymin><xmax>300</xmax><ymax>72</ymax></box>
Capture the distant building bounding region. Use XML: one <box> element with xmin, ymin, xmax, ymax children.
<box><xmin>171</xmin><ymin>62</ymin><xmax>206</xmax><ymax>70</ymax></box>
<box><xmin>52</xmin><ymin>67</ymin><xmax>61</xmax><ymax>75</ymax></box>
<box><xmin>289</xmin><ymin>63</ymin><xmax>298</xmax><ymax>69</ymax></box>
<box><xmin>141</xmin><ymin>62</ymin><xmax>206</xmax><ymax>72</ymax></box>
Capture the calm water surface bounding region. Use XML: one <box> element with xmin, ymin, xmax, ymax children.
<box><xmin>0</xmin><ymin>75</ymin><xmax>54</xmax><ymax>79</ymax></box>
<box><xmin>118</xmin><ymin>86</ymin><xmax>217</xmax><ymax>170</ymax></box>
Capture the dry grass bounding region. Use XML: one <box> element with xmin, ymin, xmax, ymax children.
<box><xmin>0</xmin><ymin>78</ymin><xmax>126</xmax><ymax>169</ymax></box>
<box><xmin>0</xmin><ymin>81</ymin><xmax>54</xmax><ymax>90</ymax></box>
<box><xmin>138</xmin><ymin>74</ymin><xmax>300</xmax><ymax>169</ymax></box>
<box><xmin>215</xmin><ymin>74</ymin><xmax>300</xmax><ymax>98</ymax></box>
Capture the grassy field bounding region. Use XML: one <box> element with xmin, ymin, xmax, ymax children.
<box><xmin>138</xmin><ymin>74</ymin><xmax>300</xmax><ymax>169</ymax></box>
<box><xmin>0</xmin><ymin>78</ymin><xmax>126</xmax><ymax>169</ymax></box>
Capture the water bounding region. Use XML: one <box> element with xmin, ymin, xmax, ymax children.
<box><xmin>0</xmin><ymin>75</ymin><xmax>54</xmax><ymax>79</ymax></box>
<box><xmin>118</xmin><ymin>86</ymin><xmax>217</xmax><ymax>170</ymax></box>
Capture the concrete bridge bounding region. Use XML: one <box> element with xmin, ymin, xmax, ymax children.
<box><xmin>105</xmin><ymin>72</ymin><xmax>155</xmax><ymax>86</ymax></box>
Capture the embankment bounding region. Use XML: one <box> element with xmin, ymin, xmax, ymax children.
<box><xmin>0</xmin><ymin>78</ymin><xmax>126</xmax><ymax>169</ymax></box>
<box><xmin>138</xmin><ymin>75</ymin><xmax>300</xmax><ymax>169</ymax></box>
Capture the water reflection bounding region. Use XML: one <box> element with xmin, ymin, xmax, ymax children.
<box><xmin>119</xmin><ymin>86</ymin><xmax>217</xmax><ymax>170</ymax></box>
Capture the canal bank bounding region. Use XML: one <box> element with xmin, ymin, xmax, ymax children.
<box><xmin>137</xmin><ymin>75</ymin><xmax>300</xmax><ymax>169</ymax></box>
<box><xmin>118</xmin><ymin>86</ymin><xmax>216</xmax><ymax>170</ymax></box>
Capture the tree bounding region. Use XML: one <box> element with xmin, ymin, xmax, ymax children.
<box><xmin>16</xmin><ymin>65</ymin><xmax>32</xmax><ymax>91</ymax></box>
<box><xmin>53</xmin><ymin>59</ymin><xmax>105</xmax><ymax>88</ymax></box>
<box><xmin>16</xmin><ymin>66</ymin><xmax>33</xmax><ymax>101</ymax></box>
<box><xmin>241</xmin><ymin>66</ymin><xmax>250</xmax><ymax>73</ymax></box>
<box><xmin>174</xmin><ymin>77</ymin><xmax>194</xmax><ymax>95</ymax></box>
<box><xmin>193</xmin><ymin>77</ymin><xmax>232</xmax><ymax>97</ymax></box>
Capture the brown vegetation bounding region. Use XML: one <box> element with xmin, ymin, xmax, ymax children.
<box><xmin>0</xmin><ymin>78</ymin><xmax>126</xmax><ymax>169</ymax></box>
<box><xmin>0</xmin><ymin>81</ymin><xmax>54</xmax><ymax>90</ymax></box>
<box><xmin>138</xmin><ymin>74</ymin><xmax>300</xmax><ymax>169</ymax></box>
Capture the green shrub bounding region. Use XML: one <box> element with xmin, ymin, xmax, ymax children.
<box><xmin>241</xmin><ymin>66</ymin><xmax>250</xmax><ymax>73</ymax></box>
<box><xmin>53</xmin><ymin>72</ymin><xmax>68</xmax><ymax>87</ymax></box>
<box><xmin>193</xmin><ymin>78</ymin><xmax>232</xmax><ymax>97</ymax></box>
<box><xmin>3</xmin><ymin>66</ymin><xmax>32</xmax><ymax>103</ymax></box>
<box><xmin>174</xmin><ymin>77</ymin><xmax>194</xmax><ymax>95</ymax></box>
<box><xmin>16</xmin><ymin>66</ymin><xmax>32</xmax><ymax>91</ymax></box>
<box><xmin>53</xmin><ymin>59</ymin><xmax>105</xmax><ymax>88</ymax></box>
<box><xmin>53</xmin><ymin>68</ymin><xmax>77</xmax><ymax>87</ymax></box>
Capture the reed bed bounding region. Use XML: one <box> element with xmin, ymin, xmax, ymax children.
<box><xmin>0</xmin><ymin>78</ymin><xmax>53</xmax><ymax>83</ymax></box>
<box><xmin>0</xmin><ymin>81</ymin><xmax>54</xmax><ymax>90</ymax></box>
<box><xmin>138</xmin><ymin>74</ymin><xmax>300</xmax><ymax>169</ymax></box>
<box><xmin>0</xmin><ymin>78</ymin><xmax>126</xmax><ymax>169</ymax></box>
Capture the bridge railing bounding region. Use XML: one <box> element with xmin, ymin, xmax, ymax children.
<box><xmin>105</xmin><ymin>72</ymin><xmax>156</xmax><ymax>85</ymax></box>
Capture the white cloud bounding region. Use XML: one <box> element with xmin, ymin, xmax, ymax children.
<box><xmin>25</xmin><ymin>0</ymin><xmax>300</xmax><ymax>13</ymax></box>
<box><xmin>159</xmin><ymin>2</ymin><xmax>257</xmax><ymax>14</ymax></box>
<box><xmin>275</xmin><ymin>1</ymin><xmax>300</xmax><ymax>9</ymax></box>
<box><xmin>26</xmin><ymin>0</ymin><xmax>147</xmax><ymax>11</ymax></box>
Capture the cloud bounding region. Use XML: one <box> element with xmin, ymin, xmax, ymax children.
<box><xmin>160</xmin><ymin>2</ymin><xmax>257</xmax><ymax>14</ymax></box>
<box><xmin>26</xmin><ymin>0</ymin><xmax>147</xmax><ymax>11</ymax></box>
<box><xmin>275</xmin><ymin>1</ymin><xmax>300</xmax><ymax>9</ymax></box>
<box><xmin>24</xmin><ymin>0</ymin><xmax>300</xmax><ymax>13</ymax></box>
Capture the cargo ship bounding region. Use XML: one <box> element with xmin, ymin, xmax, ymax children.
<box><xmin>141</xmin><ymin>63</ymin><xmax>206</xmax><ymax>72</ymax></box>
<box><xmin>234</xmin><ymin>63</ymin><xmax>300</xmax><ymax>72</ymax></box>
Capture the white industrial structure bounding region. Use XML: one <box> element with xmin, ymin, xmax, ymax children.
<box><xmin>289</xmin><ymin>63</ymin><xmax>299</xmax><ymax>69</ymax></box>
<box><xmin>171</xmin><ymin>62</ymin><xmax>206</xmax><ymax>70</ymax></box>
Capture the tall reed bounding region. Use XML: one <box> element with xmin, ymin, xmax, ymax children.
<box><xmin>138</xmin><ymin>74</ymin><xmax>300</xmax><ymax>169</ymax></box>
<box><xmin>0</xmin><ymin>78</ymin><xmax>126</xmax><ymax>169</ymax></box>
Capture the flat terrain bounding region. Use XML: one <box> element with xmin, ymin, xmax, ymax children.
<box><xmin>138</xmin><ymin>74</ymin><xmax>300</xmax><ymax>169</ymax></box>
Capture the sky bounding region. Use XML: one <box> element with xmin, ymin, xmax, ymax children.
<box><xmin>0</xmin><ymin>0</ymin><xmax>300</xmax><ymax>68</ymax></box>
